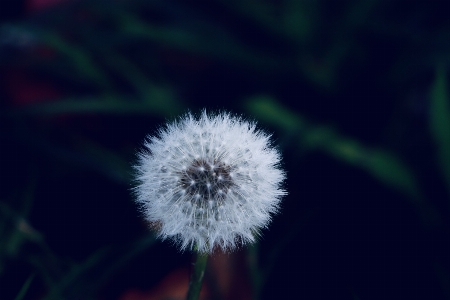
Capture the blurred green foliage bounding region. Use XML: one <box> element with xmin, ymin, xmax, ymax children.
<box><xmin>247</xmin><ymin>96</ymin><xmax>440</xmax><ymax>226</ymax></box>
<box><xmin>430</xmin><ymin>67</ymin><xmax>450</xmax><ymax>200</ymax></box>
<box><xmin>14</xmin><ymin>273</ymin><xmax>35</xmax><ymax>300</ymax></box>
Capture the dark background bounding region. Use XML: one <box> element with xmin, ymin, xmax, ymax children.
<box><xmin>1</xmin><ymin>0</ymin><xmax>450</xmax><ymax>299</ymax></box>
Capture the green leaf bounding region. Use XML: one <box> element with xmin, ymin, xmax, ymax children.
<box><xmin>7</xmin><ymin>95</ymin><xmax>181</xmax><ymax>118</ymax></box>
<box><xmin>245</xmin><ymin>96</ymin><xmax>303</xmax><ymax>132</ymax></box>
<box><xmin>430</xmin><ymin>66</ymin><xmax>450</xmax><ymax>198</ymax></box>
<box><xmin>366</xmin><ymin>149</ymin><xmax>422</xmax><ymax>200</ymax></box>
<box><xmin>38</xmin><ymin>31</ymin><xmax>114</xmax><ymax>92</ymax></box>
<box><xmin>117</xmin><ymin>12</ymin><xmax>281</xmax><ymax>70</ymax></box>
<box><xmin>246</xmin><ymin>96</ymin><xmax>439</xmax><ymax>226</ymax></box>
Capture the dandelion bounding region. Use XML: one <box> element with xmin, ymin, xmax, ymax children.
<box><xmin>134</xmin><ymin>111</ymin><xmax>286</xmax><ymax>254</ymax></box>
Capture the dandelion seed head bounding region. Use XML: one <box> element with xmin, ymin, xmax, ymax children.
<box><xmin>134</xmin><ymin>111</ymin><xmax>286</xmax><ymax>253</ymax></box>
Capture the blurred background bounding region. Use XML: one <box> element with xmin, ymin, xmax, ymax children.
<box><xmin>1</xmin><ymin>0</ymin><xmax>450</xmax><ymax>299</ymax></box>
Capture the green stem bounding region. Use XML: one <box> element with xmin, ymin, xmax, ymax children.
<box><xmin>186</xmin><ymin>251</ymin><xmax>208</xmax><ymax>300</ymax></box>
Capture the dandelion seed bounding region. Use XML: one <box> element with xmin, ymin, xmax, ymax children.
<box><xmin>133</xmin><ymin>111</ymin><xmax>286</xmax><ymax>253</ymax></box>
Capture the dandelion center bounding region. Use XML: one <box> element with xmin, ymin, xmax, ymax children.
<box><xmin>179</xmin><ymin>158</ymin><xmax>234</xmax><ymax>201</ymax></box>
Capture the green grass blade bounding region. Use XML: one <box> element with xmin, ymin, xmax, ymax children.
<box><xmin>246</xmin><ymin>96</ymin><xmax>439</xmax><ymax>226</ymax></box>
<box><xmin>430</xmin><ymin>67</ymin><xmax>450</xmax><ymax>199</ymax></box>
<box><xmin>7</xmin><ymin>95</ymin><xmax>181</xmax><ymax>118</ymax></box>
<box><xmin>38</xmin><ymin>31</ymin><xmax>114</xmax><ymax>92</ymax></box>
<box><xmin>14</xmin><ymin>274</ymin><xmax>35</xmax><ymax>300</ymax></box>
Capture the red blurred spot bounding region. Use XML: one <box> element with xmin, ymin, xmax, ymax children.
<box><xmin>5</xmin><ymin>69</ymin><xmax>61</xmax><ymax>105</ymax></box>
<box><xmin>26</xmin><ymin>0</ymin><xmax>70</xmax><ymax>12</ymax></box>
<box><xmin>119</xmin><ymin>267</ymin><xmax>208</xmax><ymax>300</ymax></box>
<box><xmin>118</xmin><ymin>250</ymin><xmax>252</xmax><ymax>300</ymax></box>
<box><xmin>208</xmin><ymin>250</ymin><xmax>252</xmax><ymax>300</ymax></box>
<box><xmin>35</xmin><ymin>45</ymin><xmax>57</xmax><ymax>59</ymax></box>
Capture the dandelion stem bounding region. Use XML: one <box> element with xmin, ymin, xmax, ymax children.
<box><xmin>186</xmin><ymin>251</ymin><xmax>208</xmax><ymax>300</ymax></box>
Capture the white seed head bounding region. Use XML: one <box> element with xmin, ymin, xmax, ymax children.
<box><xmin>133</xmin><ymin>111</ymin><xmax>286</xmax><ymax>253</ymax></box>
